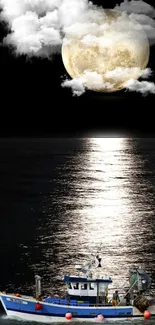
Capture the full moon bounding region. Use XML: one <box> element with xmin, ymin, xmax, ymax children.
<box><xmin>61</xmin><ymin>9</ymin><xmax>150</xmax><ymax>92</ymax></box>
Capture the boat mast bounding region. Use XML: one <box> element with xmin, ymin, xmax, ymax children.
<box><xmin>96</xmin><ymin>255</ymin><xmax>102</xmax><ymax>306</ymax></box>
<box><xmin>96</xmin><ymin>282</ymin><xmax>99</xmax><ymax>306</ymax></box>
<box><xmin>35</xmin><ymin>275</ymin><xmax>41</xmax><ymax>299</ymax></box>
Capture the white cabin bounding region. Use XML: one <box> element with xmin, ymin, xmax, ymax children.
<box><xmin>64</xmin><ymin>275</ymin><xmax>112</xmax><ymax>299</ymax></box>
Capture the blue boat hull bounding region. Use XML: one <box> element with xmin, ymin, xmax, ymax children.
<box><xmin>0</xmin><ymin>293</ymin><xmax>154</xmax><ymax>322</ymax></box>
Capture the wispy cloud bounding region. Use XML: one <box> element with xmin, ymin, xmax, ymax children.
<box><xmin>114</xmin><ymin>0</ymin><xmax>155</xmax><ymax>17</ymax></box>
<box><xmin>104</xmin><ymin>67</ymin><xmax>152</xmax><ymax>82</ymax></box>
<box><xmin>115</xmin><ymin>0</ymin><xmax>155</xmax><ymax>45</ymax></box>
<box><xmin>124</xmin><ymin>79</ymin><xmax>155</xmax><ymax>94</ymax></box>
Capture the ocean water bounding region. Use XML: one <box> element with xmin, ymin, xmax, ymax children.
<box><xmin>0</xmin><ymin>137</ymin><xmax>155</xmax><ymax>325</ymax></box>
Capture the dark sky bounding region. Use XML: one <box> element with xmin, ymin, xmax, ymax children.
<box><xmin>0</xmin><ymin>0</ymin><xmax>155</xmax><ymax>137</ymax></box>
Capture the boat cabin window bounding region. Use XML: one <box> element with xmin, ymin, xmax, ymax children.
<box><xmin>67</xmin><ymin>282</ymin><xmax>72</xmax><ymax>289</ymax></box>
<box><xmin>81</xmin><ymin>283</ymin><xmax>87</xmax><ymax>290</ymax></box>
<box><xmin>89</xmin><ymin>283</ymin><xmax>95</xmax><ymax>290</ymax></box>
<box><xmin>73</xmin><ymin>283</ymin><xmax>79</xmax><ymax>290</ymax></box>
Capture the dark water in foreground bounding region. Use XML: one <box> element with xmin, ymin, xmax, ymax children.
<box><xmin>0</xmin><ymin>317</ymin><xmax>154</xmax><ymax>325</ymax></box>
<box><xmin>0</xmin><ymin>138</ymin><xmax>155</xmax><ymax>325</ymax></box>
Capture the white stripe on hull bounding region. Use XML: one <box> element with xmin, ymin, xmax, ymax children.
<box><xmin>4</xmin><ymin>310</ymin><xmax>146</xmax><ymax>322</ymax></box>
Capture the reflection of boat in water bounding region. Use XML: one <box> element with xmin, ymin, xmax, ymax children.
<box><xmin>0</xmin><ymin>256</ymin><xmax>155</xmax><ymax>322</ymax></box>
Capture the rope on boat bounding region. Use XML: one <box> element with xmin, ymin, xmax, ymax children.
<box><xmin>118</xmin><ymin>279</ymin><xmax>138</xmax><ymax>306</ymax></box>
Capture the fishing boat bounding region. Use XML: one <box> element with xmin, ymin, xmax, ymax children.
<box><xmin>0</xmin><ymin>255</ymin><xmax>155</xmax><ymax>322</ymax></box>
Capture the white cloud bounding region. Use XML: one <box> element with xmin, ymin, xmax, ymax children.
<box><xmin>63</xmin><ymin>22</ymin><xmax>100</xmax><ymax>39</ymax></box>
<box><xmin>140</xmin><ymin>24</ymin><xmax>155</xmax><ymax>45</ymax></box>
<box><xmin>0</xmin><ymin>0</ymin><xmax>62</xmax><ymax>21</ymax></box>
<box><xmin>61</xmin><ymin>70</ymin><xmax>114</xmax><ymax>95</ymax></box>
<box><xmin>80</xmin><ymin>71</ymin><xmax>114</xmax><ymax>90</ymax></box>
<box><xmin>2</xmin><ymin>11</ymin><xmax>61</xmax><ymax>54</ymax></box>
<box><xmin>115</xmin><ymin>0</ymin><xmax>155</xmax><ymax>18</ymax></box>
<box><xmin>140</xmin><ymin>67</ymin><xmax>152</xmax><ymax>79</ymax></box>
<box><xmin>124</xmin><ymin>79</ymin><xmax>155</xmax><ymax>94</ymax></box>
<box><xmin>61</xmin><ymin>68</ymin><xmax>155</xmax><ymax>96</ymax></box>
<box><xmin>58</xmin><ymin>0</ymin><xmax>88</xmax><ymax>27</ymax></box>
<box><xmin>104</xmin><ymin>67</ymin><xmax>152</xmax><ymax>82</ymax></box>
<box><xmin>61</xmin><ymin>78</ymin><xmax>85</xmax><ymax>96</ymax></box>
<box><xmin>129</xmin><ymin>13</ymin><xmax>155</xmax><ymax>27</ymax></box>
<box><xmin>63</xmin><ymin>10</ymin><xmax>150</xmax><ymax>43</ymax></box>
<box><xmin>115</xmin><ymin>0</ymin><xmax>155</xmax><ymax>44</ymax></box>
<box><xmin>128</xmin><ymin>13</ymin><xmax>155</xmax><ymax>44</ymax></box>
<box><xmin>0</xmin><ymin>0</ymin><xmax>89</xmax><ymax>55</ymax></box>
<box><xmin>81</xmin><ymin>34</ymin><xmax>113</xmax><ymax>47</ymax></box>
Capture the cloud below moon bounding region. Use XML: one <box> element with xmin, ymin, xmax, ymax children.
<box><xmin>0</xmin><ymin>0</ymin><xmax>155</xmax><ymax>95</ymax></box>
<box><xmin>61</xmin><ymin>68</ymin><xmax>155</xmax><ymax>96</ymax></box>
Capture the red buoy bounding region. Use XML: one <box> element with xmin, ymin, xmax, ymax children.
<box><xmin>35</xmin><ymin>303</ymin><xmax>42</xmax><ymax>310</ymax></box>
<box><xmin>97</xmin><ymin>314</ymin><xmax>104</xmax><ymax>322</ymax></box>
<box><xmin>65</xmin><ymin>312</ymin><xmax>72</xmax><ymax>320</ymax></box>
<box><xmin>144</xmin><ymin>310</ymin><xmax>151</xmax><ymax>319</ymax></box>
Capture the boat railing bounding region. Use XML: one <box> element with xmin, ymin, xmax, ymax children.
<box><xmin>44</xmin><ymin>298</ymin><xmax>89</xmax><ymax>305</ymax></box>
<box><xmin>43</xmin><ymin>297</ymin><xmax>114</xmax><ymax>307</ymax></box>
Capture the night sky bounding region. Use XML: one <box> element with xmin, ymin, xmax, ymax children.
<box><xmin>1</xmin><ymin>0</ymin><xmax>155</xmax><ymax>136</ymax></box>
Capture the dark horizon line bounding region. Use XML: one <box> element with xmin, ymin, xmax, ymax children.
<box><xmin>1</xmin><ymin>133</ymin><xmax>155</xmax><ymax>138</ymax></box>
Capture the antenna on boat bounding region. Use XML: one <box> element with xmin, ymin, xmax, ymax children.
<box><xmin>35</xmin><ymin>275</ymin><xmax>41</xmax><ymax>299</ymax></box>
<box><xmin>96</xmin><ymin>255</ymin><xmax>102</xmax><ymax>267</ymax></box>
<box><xmin>95</xmin><ymin>242</ymin><xmax>103</xmax><ymax>267</ymax></box>
<box><xmin>75</xmin><ymin>262</ymin><xmax>93</xmax><ymax>277</ymax></box>
<box><xmin>75</xmin><ymin>243</ymin><xmax>104</xmax><ymax>276</ymax></box>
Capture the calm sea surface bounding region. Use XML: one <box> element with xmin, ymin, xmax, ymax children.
<box><xmin>0</xmin><ymin>137</ymin><xmax>155</xmax><ymax>325</ymax></box>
